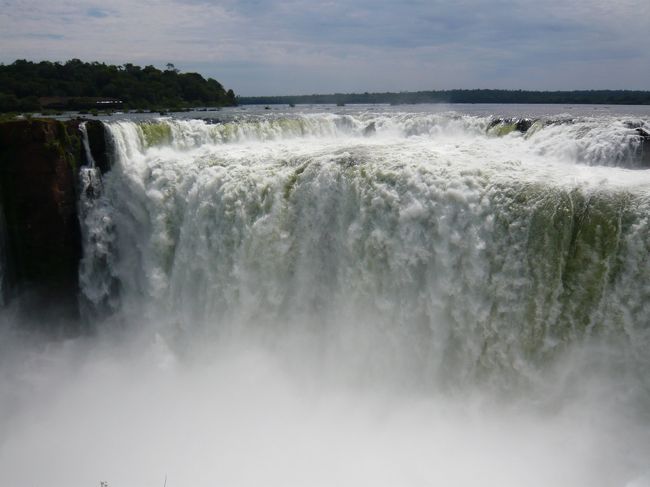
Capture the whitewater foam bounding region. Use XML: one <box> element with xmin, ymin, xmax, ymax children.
<box><xmin>76</xmin><ymin>114</ymin><xmax>650</xmax><ymax>388</ymax></box>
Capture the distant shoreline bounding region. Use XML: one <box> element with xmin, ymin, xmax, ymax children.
<box><xmin>239</xmin><ymin>89</ymin><xmax>650</xmax><ymax>106</ymax></box>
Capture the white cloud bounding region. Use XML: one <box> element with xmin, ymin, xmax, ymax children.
<box><xmin>1</xmin><ymin>0</ymin><xmax>649</xmax><ymax>94</ymax></box>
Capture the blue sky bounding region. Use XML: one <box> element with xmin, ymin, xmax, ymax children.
<box><xmin>1</xmin><ymin>0</ymin><xmax>649</xmax><ymax>95</ymax></box>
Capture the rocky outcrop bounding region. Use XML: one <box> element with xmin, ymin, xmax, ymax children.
<box><xmin>201</xmin><ymin>117</ymin><xmax>222</xmax><ymax>125</ymax></box>
<box><xmin>362</xmin><ymin>121</ymin><xmax>376</xmax><ymax>137</ymax></box>
<box><xmin>515</xmin><ymin>119</ymin><xmax>533</xmax><ymax>133</ymax></box>
<box><xmin>487</xmin><ymin>118</ymin><xmax>533</xmax><ymax>136</ymax></box>
<box><xmin>0</xmin><ymin>119</ymin><xmax>89</xmax><ymax>325</ymax></box>
<box><xmin>84</xmin><ymin>120</ymin><xmax>111</xmax><ymax>173</ymax></box>
<box><xmin>637</xmin><ymin>128</ymin><xmax>650</xmax><ymax>167</ymax></box>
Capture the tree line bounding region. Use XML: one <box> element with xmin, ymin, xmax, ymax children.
<box><xmin>239</xmin><ymin>89</ymin><xmax>650</xmax><ymax>106</ymax></box>
<box><xmin>0</xmin><ymin>59</ymin><xmax>237</xmax><ymax>112</ymax></box>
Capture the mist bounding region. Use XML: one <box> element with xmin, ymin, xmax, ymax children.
<box><xmin>1</xmin><ymin>312</ymin><xmax>649</xmax><ymax>487</ymax></box>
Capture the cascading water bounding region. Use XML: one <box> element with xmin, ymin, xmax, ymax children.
<box><xmin>2</xmin><ymin>108</ymin><xmax>650</xmax><ymax>487</ymax></box>
<box><xmin>86</xmin><ymin>113</ymin><xmax>650</xmax><ymax>376</ymax></box>
<box><xmin>78</xmin><ymin>122</ymin><xmax>116</xmax><ymax>314</ymax></box>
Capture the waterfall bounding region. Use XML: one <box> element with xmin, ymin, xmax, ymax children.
<box><xmin>78</xmin><ymin>122</ymin><xmax>116</xmax><ymax>314</ymax></box>
<box><xmin>2</xmin><ymin>110</ymin><xmax>649</xmax><ymax>487</ymax></box>
<box><xmin>75</xmin><ymin>114</ymin><xmax>650</xmax><ymax>389</ymax></box>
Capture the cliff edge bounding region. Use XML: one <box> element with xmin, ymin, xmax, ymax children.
<box><xmin>0</xmin><ymin>119</ymin><xmax>88</xmax><ymax>325</ymax></box>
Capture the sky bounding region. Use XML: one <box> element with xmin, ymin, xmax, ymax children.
<box><xmin>1</xmin><ymin>0</ymin><xmax>649</xmax><ymax>96</ymax></box>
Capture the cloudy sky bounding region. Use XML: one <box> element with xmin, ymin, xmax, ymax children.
<box><xmin>1</xmin><ymin>0</ymin><xmax>649</xmax><ymax>95</ymax></box>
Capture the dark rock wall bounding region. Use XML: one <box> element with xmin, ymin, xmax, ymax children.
<box><xmin>84</xmin><ymin>120</ymin><xmax>111</xmax><ymax>173</ymax></box>
<box><xmin>0</xmin><ymin>119</ymin><xmax>88</xmax><ymax>324</ymax></box>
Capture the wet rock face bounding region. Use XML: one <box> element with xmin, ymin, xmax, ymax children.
<box><xmin>515</xmin><ymin>119</ymin><xmax>533</xmax><ymax>133</ymax></box>
<box><xmin>201</xmin><ymin>117</ymin><xmax>222</xmax><ymax>125</ymax></box>
<box><xmin>624</xmin><ymin>124</ymin><xmax>650</xmax><ymax>167</ymax></box>
<box><xmin>0</xmin><ymin>119</ymin><xmax>84</xmax><ymax>323</ymax></box>
<box><xmin>487</xmin><ymin>117</ymin><xmax>533</xmax><ymax>134</ymax></box>
<box><xmin>363</xmin><ymin>121</ymin><xmax>376</xmax><ymax>136</ymax></box>
<box><xmin>635</xmin><ymin>127</ymin><xmax>649</xmax><ymax>138</ymax></box>
<box><xmin>84</xmin><ymin>120</ymin><xmax>111</xmax><ymax>174</ymax></box>
<box><xmin>638</xmin><ymin>129</ymin><xmax>650</xmax><ymax>167</ymax></box>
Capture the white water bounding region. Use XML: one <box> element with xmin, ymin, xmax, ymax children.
<box><xmin>1</xmin><ymin>109</ymin><xmax>650</xmax><ymax>486</ymax></box>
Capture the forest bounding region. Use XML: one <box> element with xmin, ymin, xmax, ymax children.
<box><xmin>0</xmin><ymin>59</ymin><xmax>237</xmax><ymax>112</ymax></box>
<box><xmin>240</xmin><ymin>89</ymin><xmax>650</xmax><ymax>106</ymax></box>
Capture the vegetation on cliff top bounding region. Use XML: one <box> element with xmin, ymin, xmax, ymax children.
<box><xmin>240</xmin><ymin>89</ymin><xmax>650</xmax><ymax>106</ymax></box>
<box><xmin>0</xmin><ymin>59</ymin><xmax>237</xmax><ymax>112</ymax></box>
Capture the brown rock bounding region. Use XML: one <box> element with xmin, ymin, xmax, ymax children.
<box><xmin>0</xmin><ymin>119</ymin><xmax>84</xmax><ymax>326</ymax></box>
